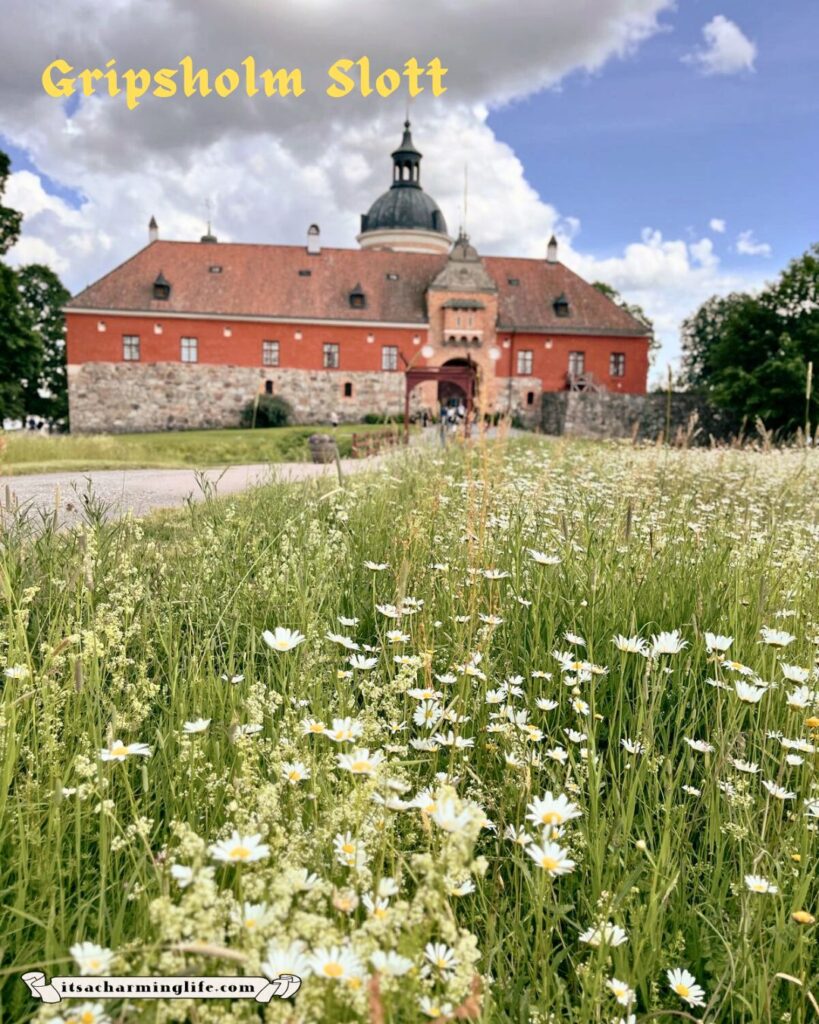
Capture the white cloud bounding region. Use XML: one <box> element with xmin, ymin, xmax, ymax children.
<box><xmin>709</xmin><ymin>218</ymin><xmax>726</xmax><ymax>233</ymax></box>
<box><xmin>684</xmin><ymin>16</ymin><xmax>757</xmax><ymax>76</ymax></box>
<box><xmin>736</xmin><ymin>230</ymin><xmax>771</xmax><ymax>257</ymax></box>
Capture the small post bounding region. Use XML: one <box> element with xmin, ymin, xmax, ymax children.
<box><xmin>805</xmin><ymin>360</ymin><xmax>813</xmax><ymax>445</ymax></box>
<box><xmin>665</xmin><ymin>364</ymin><xmax>673</xmax><ymax>445</ymax></box>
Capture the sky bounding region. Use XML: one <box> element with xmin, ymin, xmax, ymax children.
<box><xmin>1</xmin><ymin>0</ymin><xmax>816</xmax><ymax>384</ymax></box>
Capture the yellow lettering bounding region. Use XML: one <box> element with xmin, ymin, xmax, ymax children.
<box><xmin>180</xmin><ymin>56</ymin><xmax>211</xmax><ymax>97</ymax></box>
<box><xmin>259</xmin><ymin>67</ymin><xmax>304</xmax><ymax>97</ymax></box>
<box><xmin>103</xmin><ymin>59</ymin><xmax>120</xmax><ymax>96</ymax></box>
<box><xmin>357</xmin><ymin>56</ymin><xmax>372</xmax><ymax>96</ymax></box>
<box><xmin>41</xmin><ymin>59</ymin><xmax>75</xmax><ymax>99</ymax></box>
<box><xmin>214</xmin><ymin>68</ymin><xmax>240</xmax><ymax>97</ymax></box>
<box><xmin>122</xmin><ymin>68</ymin><xmax>151</xmax><ymax>110</ymax></box>
<box><xmin>326</xmin><ymin>59</ymin><xmax>356</xmax><ymax>98</ymax></box>
<box><xmin>242</xmin><ymin>57</ymin><xmax>258</xmax><ymax>97</ymax></box>
<box><xmin>427</xmin><ymin>57</ymin><xmax>448</xmax><ymax>96</ymax></box>
<box><xmin>153</xmin><ymin>68</ymin><xmax>177</xmax><ymax>99</ymax></box>
<box><xmin>403</xmin><ymin>58</ymin><xmax>424</xmax><ymax>97</ymax></box>
<box><xmin>375</xmin><ymin>68</ymin><xmax>401</xmax><ymax>97</ymax></box>
<box><xmin>77</xmin><ymin>68</ymin><xmax>103</xmax><ymax>97</ymax></box>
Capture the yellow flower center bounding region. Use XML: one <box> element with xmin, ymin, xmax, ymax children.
<box><xmin>541</xmin><ymin>856</ymin><xmax>560</xmax><ymax>871</ymax></box>
<box><xmin>309</xmin><ymin>724</ymin><xmax>324</xmax><ymax>733</ymax></box>
<box><xmin>288</xmin><ymin>771</ymin><xmax>301</xmax><ymax>781</ymax></box>
<box><xmin>323</xmin><ymin>962</ymin><xmax>344</xmax><ymax>978</ymax></box>
<box><xmin>111</xmin><ymin>745</ymin><xmax>128</xmax><ymax>757</ymax></box>
<box><xmin>245</xmin><ymin>919</ymin><xmax>256</xmax><ymax>928</ymax></box>
<box><xmin>348</xmin><ymin>976</ymin><xmax>362</xmax><ymax>990</ymax></box>
<box><xmin>674</xmin><ymin>983</ymin><xmax>690</xmax><ymax>998</ymax></box>
<box><xmin>541</xmin><ymin>811</ymin><xmax>563</xmax><ymax>825</ymax></box>
<box><xmin>341</xmin><ymin>843</ymin><xmax>354</xmax><ymax>854</ymax></box>
<box><xmin>88</xmin><ymin>959</ymin><xmax>100</xmax><ymax>970</ymax></box>
<box><xmin>82</xmin><ymin>1014</ymin><xmax>96</xmax><ymax>1024</ymax></box>
<box><xmin>229</xmin><ymin>845</ymin><xmax>252</xmax><ymax>860</ymax></box>
<box><xmin>351</xmin><ymin>760</ymin><xmax>371</xmax><ymax>773</ymax></box>
<box><xmin>372</xmin><ymin>906</ymin><xmax>388</xmax><ymax>919</ymax></box>
<box><xmin>275</xmin><ymin>639</ymin><xmax>290</xmax><ymax>650</ymax></box>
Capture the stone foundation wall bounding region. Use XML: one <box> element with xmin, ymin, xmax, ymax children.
<box><xmin>540</xmin><ymin>391</ymin><xmax>738</xmax><ymax>443</ymax></box>
<box><xmin>503</xmin><ymin>376</ymin><xmax>543</xmax><ymax>426</ymax></box>
<box><xmin>67</xmin><ymin>362</ymin><xmax>420</xmax><ymax>434</ymax></box>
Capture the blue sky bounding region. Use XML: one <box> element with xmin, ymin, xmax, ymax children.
<box><xmin>489</xmin><ymin>0</ymin><xmax>819</xmax><ymax>281</ymax></box>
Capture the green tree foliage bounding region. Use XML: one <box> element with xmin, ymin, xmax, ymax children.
<box><xmin>681</xmin><ymin>244</ymin><xmax>819</xmax><ymax>433</ymax></box>
<box><xmin>19</xmin><ymin>264</ymin><xmax>71</xmax><ymax>424</ymax></box>
<box><xmin>0</xmin><ymin>149</ymin><xmax>70</xmax><ymax>426</ymax></box>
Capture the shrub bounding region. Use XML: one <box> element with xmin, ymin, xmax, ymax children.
<box><xmin>240</xmin><ymin>395</ymin><xmax>294</xmax><ymax>429</ymax></box>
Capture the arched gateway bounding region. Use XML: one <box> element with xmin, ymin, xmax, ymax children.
<box><xmin>404</xmin><ymin>362</ymin><xmax>477</xmax><ymax>442</ymax></box>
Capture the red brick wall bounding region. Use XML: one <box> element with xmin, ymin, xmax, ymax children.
<box><xmin>496</xmin><ymin>332</ymin><xmax>649</xmax><ymax>394</ymax></box>
<box><xmin>65</xmin><ymin>313</ymin><xmax>426</xmax><ymax>374</ymax></box>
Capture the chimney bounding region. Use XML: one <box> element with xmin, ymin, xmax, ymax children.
<box><xmin>546</xmin><ymin>234</ymin><xmax>558</xmax><ymax>263</ymax></box>
<box><xmin>307</xmin><ymin>223</ymin><xmax>320</xmax><ymax>255</ymax></box>
<box><xmin>149</xmin><ymin>216</ymin><xmax>158</xmax><ymax>244</ymax></box>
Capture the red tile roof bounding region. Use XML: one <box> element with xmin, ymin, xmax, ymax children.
<box><xmin>67</xmin><ymin>240</ymin><xmax>650</xmax><ymax>336</ymax></box>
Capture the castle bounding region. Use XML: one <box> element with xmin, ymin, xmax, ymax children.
<box><xmin>64</xmin><ymin>122</ymin><xmax>650</xmax><ymax>433</ymax></box>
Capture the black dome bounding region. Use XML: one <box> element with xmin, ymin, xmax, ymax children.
<box><xmin>362</xmin><ymin>187</ymin><xmax>448</xmax><ymax>235</ymax></box>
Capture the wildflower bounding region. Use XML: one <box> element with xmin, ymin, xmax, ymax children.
<box><xmin>735</xmin><ymin>680</ymin><xmax>767</xmax><ymax>703</ymax></box>
<box><xmin>363</xmin><ymin>560</ymin><xmax>389</xmax><ymax>570</ymax></box>
<box><xmin>325</xmin><ymin>631</ymin><xmax>360</xmax><ymax>651</ymax></box>
<box><xmin>234</xmin><ymin>901</ymin><xmax>275</xmax><ymax>930</ymax></box>
<box><xmin>745</xmin><ymin>874</ymin><xmax>778</xmax><ymax>894</ymax></box>
<box><xmin>209</xmin><ymin>830</ymin><xmax>270</xmax><ymax>863</ymax></box>
<box><xmin>170</xmin><ymin>864</ymin><xmax>194</xmax><ymax>888</ymax></box>
<box><xmin>262</xmin><ymin>627</ymin><xmax>306</xmax><ymax>652</ymax></box>
<box><xmin>728</xmin><ymin>757</ymin><xmax>759</xmax><ymax>774</ymax></box>
<box><xmin>667</xmin><ymin>968</ymin><xmax>706</xmax><ymax>1008</ymax></box>
<box><xmin>705</xmin><ymin>632</ymin><xmax>733</xmax><ymax>652</ymax></box>
<box><xmin>650</xmin><ymin>630</ymin><xmax>688</xmax><ymax>655</ymax></box>
<box><xmin>337</xmin><ymin>748</ymin><xmax>385</xmax><ymax>775</ymax></box>
<box><xmin>621</xmin><ymin>738</ymin><xmax>645</xmax><ymax>755</ymax></box>
<box><xmin>262</xmin><ymin>939</ymin><xmax>313</xmax><ymax>980</ymax></box>
<box><xmin>526</xmin><ymin>839</ymin><xmax>575</xmax><ymax>875</ymax></box>
<box><xmin>791</xmin><ymin>910</ymin><xmax>816</xmax><ymax>925</ymax></box>
<box><xmin>54</xmin><ymin>1004</ymin><xmax>110</xmax><ymax>1024</ymax></box>
<box><xmin>448</xmin><ymin>877</ymin><xmax>476</xmax><ymax>896</ymax></box>
<box><xmin>526</xmin><ymin>792</ymin><xmax>582</xmax><ymax>829</ymax></box>
<box><xmin>607</xmin><ymin>978</ymin><xmax>636</xmax><ymax>1007</ymax></box>
<box><xmin>528</xmin><ymin>549</ymin><xmax>561</xmax><ymax>565</ymax></box>
<box><xmin>100</xmin><ymin>740</ymin><xmax>151</xmax><ymax>762</ymax></box>
<box><xmin>436</xmin><ymin>731</ymin><xmax>474</xmax><ymax>748</ymax></box>
<box><xmin>281</xmin><ymin>761</ymin><xmax>310</xmax><ymax>784</ymax></box>
<box><xmin>348</xmin><ymin>653</ymin><xmax>377</xmax><ymax>670</ymax></box>
<box><xmin>536</xmin><ymin>698</ymin><xmax>559</xmax><ymax>711</ymax></box>
<box><xmin>613</xmin><ymin>635</ymin><xmax>649</xmax><ymax>655</ymax></box>
<box><xmin>234</xmin><ymin>723</ymin><xmax>262</xmax><ymax>739</ymax></box>
<box><xmin>682</xmin><ymin>784</ymin><xmax>701</xmax><ymax>796</ymax></box>
<box><xmin>370</xmin><ymin>950</ymin><xmax>413</xmax><ymax>976</ymax></box>
<box><xmin>326</xmin><ymin>717</ymin><xmax>364</xmax><ymax>742</ymax></box>
<box><xmin>579</xmin><ymin>922</ymin><xmax>628</xmax><ymax>947</ymax></box>
<box><xmin>385</xmin><ymin>629</ymin><xmax>410</xmax><ymax>643</ymax></box>
<box><xmin>762</xmin><ymin>780</ymin><xmax>796</xmax><ymax>800</ymax></box>
<box><xmin>3</xmin><ymin>665</ymin><xmax>29</xmax><ymax>679</ymax></box>
<box><xmin>420</xmin><ymin>996</ymin><xmax>455</xmax><ymax>1018</ymax></box>
<box><xmin>182</xmin><ymin>718</ymin><xmax>210</xmax><ymax>734</ymax></box>
<box><xmin>70</xmin><ymin>942</ymin><xmax>114</xmax><ymax>976</ymax></box>
<box><xmin>333</xmin><ymin>831</ymin><xmax>368</xmax><ymax>869</ymax></box>
<box><xmin>301</xmin><ymin>718</ymin><xmax>326</xmax><ymax>736</ymax></box>
<box><xmin>221</xmin><ymin>673</ymin><xmax>245</xmax><ymax>684</ymax></box>
<box><xmin>760</xmin><ymin>626</ymin><xmax>795</xmax><ymax>648</ymax></box>
<box><xmin>479</xmin><ymin>612</ymin><xmax>504</xmax><ymax>626</ymax></box>
<box><xmin>362</xmin><ymin>894</ymin><xmax>391</xmax><ymax>919</ymax></box>
<box><xmin>787</xmin><ymin>686</ymin><xmax>816</xmax><ymax>710</ymax></box>
<box><xmin>431</xmin><ymin>794</ymin><xmax>480</xmax><ymax>834</ymax></box>
<box><xmin>339</xmin><ymin>615</ymin><xmax>359</xmax><ymax>626</ymax></box>
<box><xmin>422</xmin><ymin>942</ymin><xmax>458</xmax><ymax>977</ymax></box>
<box><xmin>332</xmin><ymin>889</ymin><xmax>359</xmax><ymax>913</ymax></box>
<box><xmin>545</xmin><ymin>746</ymin><xmax>569</xmax><ymax>763</ymax></box>
<box><xmin>684</xmin><ymin>737</ymin><xmax>715</xmax><ymax>753</ymax></box>
<box><xmin>781</xmin><ymin>664</ymin><xmax>810</xmax><ymax>683</ymax></box>
<box><xmin>482</xmin><ymin>568</ymin><xmax>511</xmax><ymax>579</ymax></box>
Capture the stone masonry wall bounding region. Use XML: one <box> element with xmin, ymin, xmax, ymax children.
<box><xmin>67</xmin><ymin>362</ymin><xmax>420</xmax><ymax>434</ymax></box>
<box><xmin>541</xmin><ymin>391</ymin><xmax>738</xmax><ymax>443</ymax></box>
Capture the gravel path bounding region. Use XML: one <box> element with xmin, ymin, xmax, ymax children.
<box><xmin>1</xmin><ymin>457</ymin><xmax>389</xmax><ymax>527</ymax></box>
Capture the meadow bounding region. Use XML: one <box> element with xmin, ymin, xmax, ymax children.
<box><xmin>0</xmin><ymin>436</ymin><xmax>817</xmax><ymax>1023</ymax></box>
<box><xmin>0</xmin><ymin>424</ymin><xmax>404</xmax><ymax>476</ymax></box>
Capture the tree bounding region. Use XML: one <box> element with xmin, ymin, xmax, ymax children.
<box><xmin>680</xmin><ymin>244</ymin><xmax>819</xmax><ymax>433</ymax></box>
<box><xmin>19</xmin><ymin>265</ymin><xmax>71</xmax><ymax>425</ymax></box>
<box><xmin>0</xmin><ymin>149</ymin><xmax>71</xmax><ymax>426</ymax></box>
<box><xmin>592</xmin><ymin>281</ymin><xmax>659</xmax><ymax>360</ymax></box>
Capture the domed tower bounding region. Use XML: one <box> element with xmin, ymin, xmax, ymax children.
<box><xmin>357</xmin><ymin>121</ymin><xmax>452</xmax><ymax>254</ymax></box>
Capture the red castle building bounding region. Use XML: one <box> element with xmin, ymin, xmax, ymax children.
<box><xmin>65</xmin><ymin>122</ymin><xmax>651</xmax><ymax>432</ymax></box>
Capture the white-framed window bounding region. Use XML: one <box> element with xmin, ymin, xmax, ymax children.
<box><xmin>262</xmin><ymin>340</ymin><xmax>280</xmax><ymax>367</ymax></box>
<box><xmin>610</xmin><ymin>352</ymin><xmax>626</xmax><ymax>377</ymax></box>
<box><xmin>323</xmin><ymin>342</ymin><xmax>339</xmax><ymax>368</ymax></box>
<box><xmin>516</xmin><ymin>350</ymin><xmax>533</xmax><ymax>375</ymax></box>
<box><xmin>568</xmin><ymin>351</ymin><xmax>585</xmax><ymax>376</ymax></box>
<box><xmin>122</xmin><ymin>335</ymin><xmax>140</xmax><ymax>361</ymax></box>
<box><xmin>382</xmin><ymin>345</ymin><xmax>399</xmax><ymax>371</ymax></box>
<box><xmin>181</xmin><ymin>337</ymin><xmax>198</xmax><ymax>363</ymax></box>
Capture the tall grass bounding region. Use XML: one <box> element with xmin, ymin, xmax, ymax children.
<box><xmin>0</xmin><ymin>437</ymin><xmax>817</xmax><ymax>1022</ymax></box>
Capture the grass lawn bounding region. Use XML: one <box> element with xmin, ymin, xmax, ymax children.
<box><xmin>1</xmin><ymin>437</ymin><xmax>818</xmax><ymax>1022</ymax></box>
<box><xmin>0</xmin><ymin>423</ymin><xmax>407</xmax><ymax>475</ymax></box>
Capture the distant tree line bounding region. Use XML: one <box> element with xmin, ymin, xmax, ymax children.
<box><xmin>680</xmin><ymin>244</ymin><xmax>818</xmax><ymax>436</ymax></box>
<box><xmin>0</xmin><ymin>148</ymin><xmax>70</xmax><ymax>428</ymax></box>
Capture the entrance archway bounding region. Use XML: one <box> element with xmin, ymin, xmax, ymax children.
<box><xmin>403</xmin><ymin>362</ymin><xmax>477</xmax><ymax>442</ymax></box>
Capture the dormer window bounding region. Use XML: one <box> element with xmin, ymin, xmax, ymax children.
<box><xmin>507</xmin><ymin>277</ymin><xmax>520</xmax><ymax>286</ymax></box>
<box><xmin>349</xmin><ymin>283</ymin><xmax>366</xmax><ymax>309</ymax></box>
<box><xmin>298</xmin><ymin>269</ymin><xmax>312</xmax><ymax>277</ymax></box>
<box><xmin>209</xmin><ymin>265</ymin><xmax>222</xmax><ymax>274</ymax></box>
<box><xmin>553</xmin><ymin>293</ymin><xmax>570</xmax><ymax>318</ymax></box>
<box><xmin>153</xmin><ymin>272</ymin><xmax>171</xmax><ymax>301</ymax></box>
